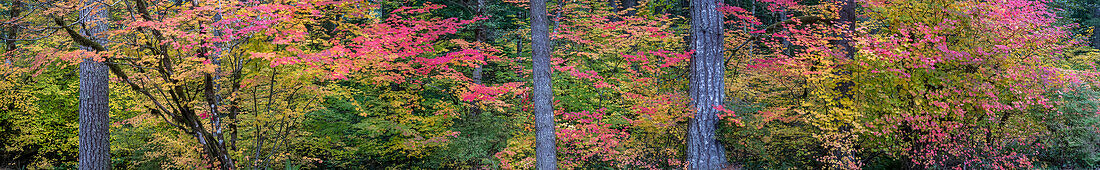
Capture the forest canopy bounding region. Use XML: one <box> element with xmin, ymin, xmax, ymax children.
<box><xmin>2</xmin><ymin>0</ymin><xmax>1100</xmax><ymax>169</ymax></box>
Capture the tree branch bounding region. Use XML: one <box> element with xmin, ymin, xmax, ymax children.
<box><xmin>51</xmin><ymin>16</ymin><xmax>106</xmax><ymax>51</ymax></box>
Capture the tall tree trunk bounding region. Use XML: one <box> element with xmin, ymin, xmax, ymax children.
<box><xmin>194</xmin><ymin>125</ymin><xmax>233</xmax><ymax>170</ymax></box>
<box><xmin>470</xmin><ymin>0</ymin><xmax>487</xmax><ymax>117</ymax></box>
<box><xmin>4</xmin><ymin>0</ymin><xmax>20</xmax><ymax>64</ymax></box>
<box><xmin>827</xmin><ymin>0</ymin><xmax>859</xmax><ymax>168</ymax></box>
<box><xmin>77</xmin><ymin>0</ymin><xmax>111</xmax><ymax>169</ymax></box>
<box><xmin>473</xmin><ymin>0</ymin><xmax>486</xmax><ymax>86</ymax></box>
<box><xmin>201</xmin><ymin>7</ymin><xmax>235</xmax><ymax>169</ymax></box>
<box><xmin>837</xmin><ymin>0</ymin><xmax>856</xmax><ymax>59</ymax></box>
<box><xmin>530</xmin><ymin>0</ymin><xmax>557</xmax><ymax>169</ymax></box>
<box><xmin>228</xmin><ymin>71</ymin><xmax>242</xmax><ymax>151</ymax></box>
<box><xmin>1091</xmin><ymin>6</ymin><xmax>1100</xmax><ymax>49</ymax></box>
<box><xmin>687</xmin><ymin>0</ymin><xmax>727</xmax><ymax>169</ymax></box>
<box><xmin>3</xmin><ymin>0</ymin><xmax>18</xmax><ymax>54</ymax></box>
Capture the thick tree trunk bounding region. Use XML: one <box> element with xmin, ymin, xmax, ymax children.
<box><xmin>201</xmin><ymin>78</ymin><xmax>234</xmax><ymax>170</ymax></box>
<box><xmin>77</xmin><ymin>0</ymin><xmax>111</xmax><ymax>169</ymax></box>
<box><xmin>530</xmin><ymin>0</ymin><xmax>557</xmax><ymax>169</ymax></box>
<box><xmin>228</xmin><ymin>71</ymin><xmax>242</xmax><ymax>151</ymax></box>
<box><xmin>687</xmin><ymin>0</ymin><xmax>727</xmax><ymax>169</ymax></box>
<box><xmin>194</xmin><ymin>125</ymin><xmax>233</xmax><ymax>170</ymax></box>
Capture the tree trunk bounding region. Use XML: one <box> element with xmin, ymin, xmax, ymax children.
<box><xmin>200</xmin><ymin>8</ymin><xmax>235</xmax><ymax>169</ymax></box>
<box><xmin>194</xmin><ymin>125</ymin><xmax>233</xmax><ymax>170</ymax></box>
<box><xmin>1091</xmin><ymin>6</ymin><xmax>1100</xmax><ymax>49</ymax></box>
<box><xmin>4</xmin><ymin>0</ymin><xmax>20</xmax><ymax>65</ymax></box>
<box><xmin>474</xmin><ymin>0</ymin><xmax>487</xmax><ymax>81</ymax></box>
<box><xmin>837</xmin><ymin>0</ymin><xmax>856</xmax><ymax>59</ymax></box>
<box><xmin>620</xmin><ymin>0</ymin><xmax>638</xmax><ymax>16</ymax></box>
<box><xmin>77</xmin><ymin>0</ymin><xmax>111</xmax><ymax>169</ymax></box>
<box><xmin>609</xmin><ymin>0</ymin><xmax>637</xmax><ymax>21</ymax></box>
<box><xmin>202</xmin><ymin>76</ymin><xmax>235</xmax><ymax>170</ymax></box>
<box><xmin>687</xmin><ymin>0</ymin><xmax>727</xmax><ymax>169</ymax></box>
<box><xmin>228</xmin><ymin>70</ymin><xmax>242</xmax><ymax>151</ymax></box>
<box><xmin>828</xmin><ymin>0</ymin><xmax>859</xmax><ymax>168</ymax></box>
<box><xmin>471</xmin><ymin>0</ymin><xmax>487</xmax><ymax>116</ymax></box>
<box><xmin>530</xmin><ymin>0</ymin><xmax>557</xmax><ymax>169</ymax></box>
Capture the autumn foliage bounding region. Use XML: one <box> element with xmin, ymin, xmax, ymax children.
<box><xmin>2</xmin><ymin>0</ymin><xmax>1100</xmax><ymax>169</ymax></box>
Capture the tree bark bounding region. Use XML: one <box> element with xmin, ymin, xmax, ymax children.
<box><xmin>620</xmin><ymin>0</ymin><xmax>638</xmax><ymax>16</ymax></box>
<box><xmin>200</xmin><ymin>7</ymin><xmax>235</xmax><ymax>169</ymax></box>
<box><xmin>687</xmin><ymin>0</ymin><xmax>727</xmax><ymax>169</ymax></box>
<box><xmin>3</xmin><ymin>0</ymin><xmax>18</xmax><ymax>56</ymax></box>
<box><xmin>474</xmin><ymin>0</ymin><xmax>487</xmax><ymax>80</ymax></box>
<box><xmin>828</xmin><ymin>0</ymin><xmax>859</xmax><ymax>167</ymax></box>
<box><xmin>609</xmin><ymin>0</ymin><xmax>637</xmax><ymax>21</ymax></box>
<box><xmin>837</xmin><ymin>0</ymin><xmax>856</xmax><ymax>59</ymax></box>
<box><xmin>471</xmin><ymin>0</ymin><xmax>487</xmax><ymax>117</ymax></box>
<box><xmin>4</xmin><ymin>0</ymin><xmax>20</xmax><ymax>66</ymax></box>
<box><xmin>1091</xmin><ymin>6</ymin><xmax>1100</xmax><ymax>49</ymax></box>
<box><xmin>77</xmin><ymin>0</ymin><xmax>111</xmax><ymax>169</ymax></box>
<box><xmin>530</xmin><ymin>0</ymin><xmax>557</xmax><ymax>169</ymax></box>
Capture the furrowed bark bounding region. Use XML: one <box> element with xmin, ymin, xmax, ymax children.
<box><xmin>530</xmin><ymin>0</ymin><xmax>558</xmax><ymax>169</ymax></box>
<box><xmin>687</xmin><ymin>0</ymin><xmax>727</xmax><ymax>169</ymax></box>
<box><xmin>73</xmin><ymin>0</ymin><xmax>111</xmax><ymax>169</ymax></box>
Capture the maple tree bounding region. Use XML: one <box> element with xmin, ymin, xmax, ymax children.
<box><xmin>852</xmin><ymin>0</ymin><xmax>1081</xmax><ymax>168</ymax></box>
<box><xmin>2</xmin><ymin>0</ymin><xmax>1100</xmax><ymax>169</ymax></box>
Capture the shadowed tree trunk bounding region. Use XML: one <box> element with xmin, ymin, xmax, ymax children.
<box><xmin>620</xmin><ymin>0</ymin><xmax>637</xmax><ymax>16</ymax></box>
<box><xmin>473</xmin><ymin>0</ymin><xmax>486</xmax><ymax>86</ymax></box>
<box><xmin>0</xmin><ymin>1</ymin><xmax>27</xmax><ymax>167</ymax></box>
<box><xmin>196</xmin><ymin>1</ymin><xmax>235</xmax><ymax>167</ymax></box>
<box><xmin>471</xmin><ymin>0</ymin><xmax>487</xmax><ymax>117</ymax></box>
<box><xmin>1091</xmin><ymin>6</ymin><xmax>1100</xmax><ymax>49</ymax></box>
<box><xmin>530</xmin><ymin>0</ymin><xmax>557</xmax><ymax>169</ymax></box>
<box><xmin>687</xmin><ymin>0</ymin><xmax>727</xmax><ymax>169</ymax></box>
<box><xmin>76</xmin><ymin>0</ymin><xmax>111</xmax><ymax>169</ymax></box>
<box><xmin>3</xmin><ymin>0</ymin><xmax>18</xmax><ymax>58</ymax></box>
<box><xmin>837</xmin><ymin>0</ymin><xmax>856</xmax><ymax>59</ymax></box>
<box><xmin>828</xmin><ymin>0</ymin><xmax>859</xmax><ymax>167</ymax></box>
<box><xmin>609</xmin><ymin>0</ymin><xmax>637</xmax><ymax>21</ymax></box>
